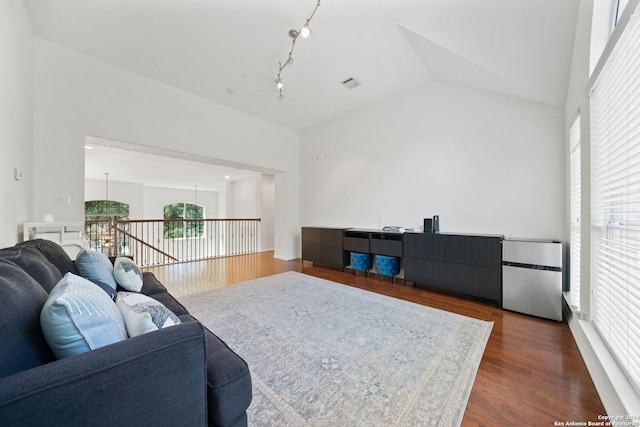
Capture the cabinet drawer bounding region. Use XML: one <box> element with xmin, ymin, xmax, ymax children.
<box><xmin>302</xmin><ymin>227</ymin><xmax>344</xmax><ymax>248</ymax></box>
<box><xmin>446</xmin><ymin>263</ymin><xmax>502</xmax><ymax>301</ymax></box>
<box><xmin>343</xmin><ymin>236</ymin><xmax>369</xmax><ymax>253</ymax></box>
<box><xmin>370</xmin><ymin>239</ymin><xmax>403</xmax><ymax>257</ymax></box>
<box><xmin>404</xmin><ymin>257</ymin><xmax>447</xmax><ymax>289</ymax></box>
<box><xmin>403</xmin><ymin>233</ymin><xmax>446</xmax><ymax>260</ymax></box>
<box><xmin>446</xmin><ymin>235</ymin><xmax>502</xmax><ymax>268</ymax></box>
<box><xmin>302</xmin><ymin>243</ymin><xmax>319</xmax><ymax>262</ymax></box>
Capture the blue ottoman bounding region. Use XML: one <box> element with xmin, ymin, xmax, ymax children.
<box><xmin>350</xmin><ymin>252</ymin><xmax>372</xmax><ymax>275</ymax></box>
<box><xmin>375</xmin><ymin>254</ymin><xmax>400</xmax><ymax>280</ymax></box>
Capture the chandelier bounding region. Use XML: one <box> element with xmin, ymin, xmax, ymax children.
<box><xmin>275</xmin><ymin>0</ymin><xmax>321</xmax><ymax>100</ymax></box>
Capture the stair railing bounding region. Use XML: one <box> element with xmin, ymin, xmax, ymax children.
<box><xmin>84</xmin><ymin>217</ymin><xmax>261</xmax><ymax>266</ymax></box>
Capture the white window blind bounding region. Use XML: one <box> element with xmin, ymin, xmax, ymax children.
<box><xmin>616</xmin><ymin>0</ymin><xmax>631</xmax><ymax>27</ymax></box>
<box><xmin>569</xmin><ymin>116</ymin><xmax>581</xmax><ymax>311</ymax></box>
<box><xmin>590</xmin><ymin>9</ymin><xmax>640</xmax><ymax>393</ymax></box>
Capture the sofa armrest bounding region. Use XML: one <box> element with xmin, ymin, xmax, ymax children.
<box><xmin>0</xmin><ymin>322</ymin><xmax>207</xmax><ymax>426</ymax></box>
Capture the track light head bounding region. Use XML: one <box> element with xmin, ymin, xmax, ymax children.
<box><xmin>275</xmin><ymin>0</ymin><xmax>320</xmax><ymax>100</ymax></box>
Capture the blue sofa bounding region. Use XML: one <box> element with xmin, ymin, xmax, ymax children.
<box><xmin>0</xmin><ymin>239</ymin><xmax>252</xmax><ymax>426</ymax></box>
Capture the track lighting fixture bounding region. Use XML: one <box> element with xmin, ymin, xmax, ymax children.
<box><xmin>275</xmin><ymin>0</ymin><xmax>321</xmax><ymax>100</ymax></box>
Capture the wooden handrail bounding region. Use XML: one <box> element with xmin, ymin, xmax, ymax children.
<box><xmin>113</xmin><ymin>225</ymin><xmax>178</xmax><ymax>262</ymax></box>
<box><xmin>108</xmin><ymin>218</ymin><xmax>261</xmax><ymax>224</ymax></box>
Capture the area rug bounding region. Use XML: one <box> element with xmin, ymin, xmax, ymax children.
<box><xmin>179</xmin><ymin>272</ymin><xmax>493</xmax><ymax>427</ymax></box>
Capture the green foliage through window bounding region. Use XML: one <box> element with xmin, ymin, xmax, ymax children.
<box><xmin>164</xmin><ymin>203</ymin><xmax>204</xmax><ymax>239</ymax></box>
<box><xmin>85</xmin><ymin>200</ymin><xmax>129</xmax><ymax>220</ymax></box>
<box><xmin>84</xmin><ymin>200</ymin><xmax>130</xmax><ymax>254</ymax></box>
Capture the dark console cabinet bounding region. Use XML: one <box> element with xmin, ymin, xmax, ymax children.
<box><xmin>302</xmin><ymin>227</ymin><xmax>502</xmax><ymax>304</ymax></box>
<box><xmin>302</xmin><ymin>227</ymin><xmax>348</xmax><ymax>270</ymax></box>
<box><xmin>404</xmin><ymin>233</ymin><xmax>502</xmax><ymax>303</ymax></box>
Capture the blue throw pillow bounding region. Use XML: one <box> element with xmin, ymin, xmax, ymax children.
<box><xmin>40</xmin><ymin>273</ymin><xmax>126</xmax><ymax>359</ymax></box>
<box><xmin>75</xmin><ymin>249</ymin><xmax>117</xmax><ymax>290</ymax></box>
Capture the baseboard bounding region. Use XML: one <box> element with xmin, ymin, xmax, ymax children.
<box><xmin>567</xmin><ymin>311</ymin><xmax>640</xmax><ymax>417</ymax></box>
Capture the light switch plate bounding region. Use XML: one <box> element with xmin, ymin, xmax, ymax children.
<box><xmin>13</xmin><ymin>168</ymin><xmax>23</xmax><ymax>181</ymax></box>
<box><xmin>56</xmin><ymin>195</ymin><xmax>71</xmax><ymax>205</ymax></box>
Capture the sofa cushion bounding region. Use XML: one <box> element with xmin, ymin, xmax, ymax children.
<box><xmin>140</xmin><ymin>271</ymin><xmax>169</xmax><ymax>296</ymax></box>
<box><xmin>113</xmin><ymin>256</ymin><xmax>143</xmax><ymax>292</ymax></box>
<box><xmin>115</xmin><ymin>292</ymin><xmax>181</xmax><ymax>337</ymax></box>
<box><xmin>204</xmin><ymin>330</ymin><xmax>253</xmax><ymax>426</ymax></box>
<box><xmin>40</xmin><ymin>273</ymin><xmax>127</xmax><ymax>359</ymax></box>
<box><xmin>0</xmin><ymin>245</ymin><xmax>62</xmax><ymax>293</ymax></box>
<box><xmin>147</xmin><ymin>292</ymin><xmax>191</xmax><ymax>317</ymax></box>
<box><xmin>75</xmin><ymin>249</ymin><xmax>117</xmax><ymax>290</ymax></box>
<box><xmin>16</xmin><ymin>239</ymin><xmax>79</xmax><ymax>276</ymax></box>
<box><xmin>139</xmin><ymin>272</ymin><xmax>190</xmax><ymax>317</ymax></box>
<box><xmin>0</xmin><ymin>258</ymin><xmax>56</xmax><ymax>378</ymax></box>
<box><xmin>0</xmin><ymin>322</ymin><xmax>208</xmax><ymax>426</ymax></box>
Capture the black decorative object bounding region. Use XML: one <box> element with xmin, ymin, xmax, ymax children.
<box><xmin>433</xmin><ymin>215</ymin><xmax>440</xmax><ymax>233</ymax></box>
<box><xmin>424</xmin><ymin>218</ymin><xmax>433</xmax><ymax>233</ymax></box>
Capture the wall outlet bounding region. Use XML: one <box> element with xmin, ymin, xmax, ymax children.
<box><xmin>13</xmin><ymin>168</ymin><xmax>23</xmax><ymax>181</ymax></box>
<box><xmin>56</xmin><ymin>195</ymin><xmax>71</xmax><ymax>205</ymax></box>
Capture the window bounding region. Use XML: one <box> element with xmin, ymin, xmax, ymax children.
<box><xmin>569</xmin><ymin>116</ymin><xmax>581</xmax><ymax>311</ymax></box>
<box><xmin>163</xmin><ymin>203</ymin><xmax>204</xmax><ymax>239</ymax></box>
<box><xmin>84</xmin><ymin>200</ymin><xmax>130</xmax><ymax>253</ymax></box>
<box><xmin>85</xmin><ymin>200</ymin><xmax>129</xmax><ymax>221</ymax></box>
<box><xmin>590</xmin><ymin>8</ymin><xmax>640</xmax><ymax>392</ymax></box>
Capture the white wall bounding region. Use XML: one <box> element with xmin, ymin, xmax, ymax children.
<box><xmin>226</xmin><ymin>174</ymin><xmax>276</xmax><ymax>252</ymax></box>
<box><xmin>33</xmin><ymin>39</ymin><xmax>300</xmax><ymax>259</ymax></box>
<box><xmin>0</xmin><ymin>0</ymin><xmax>34</xmax><ymax>246</ymax></box>
<box><xmin>228</xmin><ymin>176</ymin><xmax>259</xmax><ymax>218</ymax></box>
<box><xmin>301</xmin><ymin>81</ymin><xmax>566</xmax><ymax>240</ymax></box>
<box><xmin>260</xmin><ymin>174</ymin><xmax>275</xmax><ymax>251</ymax></box>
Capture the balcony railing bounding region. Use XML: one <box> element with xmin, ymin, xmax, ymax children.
<box><xmin>85</xmin><ymin>217</ymin><xmax>261</xmax><ymax>266</ymax></box>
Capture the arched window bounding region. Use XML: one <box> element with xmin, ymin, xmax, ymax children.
<box><xmin>85</xmin><ymin>200</ymin><xmax>130</xmax><ymax>221</ymax></box>
<box><xmin>84</xmin><ymin>200</ymin><xmax>130</xmax><ymax>254</ymax></box>
<box><xmin>163</xmin><ymin>203</ymin><xmax>204</xmax><ymax>239</ymax></box>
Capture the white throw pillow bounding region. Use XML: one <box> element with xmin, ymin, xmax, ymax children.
<box><xmin>40</xmin><ymin>273</ymin><xmax>127</xmax><ymax>359</ymax></box>
<box><xmin>115</xmin><ymin>292</ymin><xmax>181</xmax><ymax>337</ymax></box>
<box><xmin>113</xmin><ymin>256</ymin><xmax>143</xmax><ymax>292</ymax></box>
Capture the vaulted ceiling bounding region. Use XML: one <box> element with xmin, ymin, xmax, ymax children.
<box><xmin>24</xmin><ymin>0</ymin><xmax>580</xmax><ymax>133</ymax></box>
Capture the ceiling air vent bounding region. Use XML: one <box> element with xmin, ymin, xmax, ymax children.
<box><xmin>340</xmin><ymin>77</ymin><xmax>361</xmax><ymax>90</ymax></box>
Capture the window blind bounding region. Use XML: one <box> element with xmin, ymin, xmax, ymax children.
<box><xmin>569</xmin><ymin>116</ymin><xmax>581</xmax><ymax>311</ymax></box>
<box><xmin>616</xmin><ymin>0</ymin><xmax>631</xmax><ymax>26</ymax></box>
<box><xmin>590</xmin><ymin>9</ymin><xmax>640</xmax><ymax>392</ymax></box>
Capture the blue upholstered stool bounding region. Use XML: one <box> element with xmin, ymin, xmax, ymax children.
<box><xmin>350</xmin><ymin>252</ymin><xmax>372</xmax><ymax>275</ymax></box>
<box><xmin>375</xmin><ymin>254</ymin><xmax>401</xmax><ymax>280</ymax></box>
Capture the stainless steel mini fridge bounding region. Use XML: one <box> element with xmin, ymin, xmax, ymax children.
<box><xmin>502</xmin><ymin>239</ymin><xmax>563</xmax><ymax>321</ymax></box>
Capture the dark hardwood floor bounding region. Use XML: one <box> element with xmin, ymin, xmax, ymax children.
<box><xmin>144</xmin><ymin>252</ymin><xmax>606</xmax><ymax>426</ymax></box>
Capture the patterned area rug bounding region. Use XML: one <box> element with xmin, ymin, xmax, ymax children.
<box><xmin>179</xmin><ymin>272</ymin><xmax>493</xmax><ymax>427</ymax></box>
